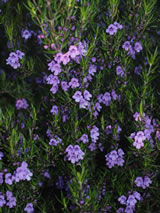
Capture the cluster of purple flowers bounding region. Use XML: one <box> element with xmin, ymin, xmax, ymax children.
<box><xmin>130</xmin><ymin>112</ymin><xmax>157</xmax><ymax>149</ymax></box>
<box><xmin>6</xmin><ymin>50</ymin><xmax>24</xmax><ymax>69</ymax></box>
<box><xmin>48</xmin><ymin>43</ymin><xmax>86</xmax><ymax>74</ymax></box>
<box><xmin>90</xmin><ymin>125</ymin><xmax>99</xmax><ymax>143</ymax></box>
<box><xmin>0</xmin><ymin>191</ymin><xmax>16</xmax><ymax>208</ymax></box>
<box><xmin>65</xmin><ymin>144</ymin><xmax>85</xmax><ymax>164</ymax></box>
<box><xmin>105</xmin><ymin>148</ymin><xmax>125</xmax><ymax>168</ymax></box>
<box><xmin>130</xmin><ymin>131</ymin><xmax>146</xmax><ymax>149</ymax></box>
<box><xmin>122</xmin><ymin>41</ymin><xmax>143</xmax><ymax>59</ymax></box>
<box><xmin>106</xmin><ymin>22</ymin><xmax>123</xmax><ymax>35</ymax></box>
<box><xmin>24</xmin><ymin>203</ymin><xmax>34</xmax><ymax>213</ymax></box>
<box><xmin>116</xmin><ymin>66</ymin><xmax>126</xmax><ymax>78</ymax></box>
<box><xmin>16</xmin><ymin>98</ymin><xmax>29</xmax><ymax>110</ymax></box>
<box><xmin>72</xmin><ymin>89</ymin><xmax>92</xmax><ymax>109</ymax></box>
<box><xmin>49</xmin><ymin>135</ymin><xmax>62</xmax><ymax>146</ymax></box>
<box><xmin>117</xmin><ymin>191</ymin><xmax>141</xmax><ymax>213</ymax></box>
<box><xmin>4</xmin><ymin>161</ymin><xmax>33</xmax><ymax>185</ymax></box>
<box><xmin>134</xmin><ymin>176</ymin><xmax>152</xmax><ymax>189</ymax></box>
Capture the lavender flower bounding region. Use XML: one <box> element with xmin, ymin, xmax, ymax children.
<box><xmin>50</xmin><ymin>105</ymin><xmax>58</xmax><ymax>115</ymax></box>
<box><xmin>0</xmin><ymin>195</ymin><xmax>6</xmax><ymax>207</ymax></box>
<box><xmin>68</xmin><ymin>45</ymin><xmax>80</xmax><ymax>59</ymax></box>
<box><xmin>0</xmin><ymin>152</ymin><xmax>4</xmax><ymax>160</ymax></box>
<box><xmin>118</xmin><ymin>195</ymin><xmax>127</xmax><ymax>205</ymax></box>
<box><xmin>54</xmin><ymin>52</ymin><xmax>63</xmax><ymax>64</ymax></box>
<box><xmin>83</xmin><ymin>90</ymin><xmax>92</xmax><ymax>101</ymax></box>
<box><xmin>106</xmin><ymin>24</ymin><xmax>118</xmax><ymax>35</ymax></box>
<box><xmin>69</xmin><ymin>78</ymin><xmax>80</xmax><ymax>89</ymax></box>
<box><xmin>24</xmin><ymin>203</ymin><xmax>34</xmax><ymax>213</ymax></box>
<box><xmin>90</xmin><ymin>125</ymin><xmax>99</xmax><ymax>143</ymax></box>
<box><xmin>105</xmin><ymin>149</ymin><xmax>125</xmax><ymax>168</ymax></box>
<box><xmin>6</xmin><ymin>52</ymin><xmax>21</xmax><ymax>69</ymax></box>
<box><xmin>61</xmin><ymin>52</ymin><xmax>70</xmax><ymax>65</ymax></box>
<box><xmin>5</xmin><ymin>173</ymin><xmax>13</xmax><ymax>185</ymax></box>
<box><xmin>122</xmin><ymin>41</ymin><xmax>131</xmax><ymax>51</ymax></box>
<box><xmin>65</xmin><ymin>144</ymin><xmax>85</xmax><ymax>164</ymax></box>
<box><xmin>13</xmin><ymin>161</ymin><xmax>33</xmax><ymax>182</ymax></box>
<box><xmin>6</xmin><ymin>196</ymin><xmax>16</xmax><ymax>208</ymax></box>
<box><xmin>0</xmin><ymin>173</ymin><xmax>3</xmax><ymax>184</ymax></box>
<box><xmin>72</xmin><ymin>91</ymin><xmax>83</xmax><ymax>102</ymax></box>
<box><xmin>134</xmin><ymin>42</ymin><xmax>143</xmax><ymax>53</ymax></box>
<box><xmin>61</xmin><ymin>81</ymin><xmax>69</xmax><ymax>91</ymax></box>
<box><xmin>16</xmin><ymin>98</ymin><xmax>29</xmax><ymax>110</ymax></box>
<box><xmin>21</xmin><ymin>29</ymin><xmax>32</xmax><ymax>40</ymax></box>
<box><xmin>88</xmin><ymin>64</ymin><xmax>97</xmax><ymax>76</ymax></box>
<box><xmin>78</xmin><ymin>134</ymin><xmax>89</xmax><ymax>144</ymax></box>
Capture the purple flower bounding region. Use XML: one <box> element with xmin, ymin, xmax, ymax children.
<box><xmin>122</xmin><ymin>41</ymin><xmax>131</xmax><ymax>51</ymax></box>
<box><xmin>14</xmin><ymin>161</ymin><xmax>33</xmax><ymax>182</ymax></box>
<box><xmin>88</xmin><ymin>64</ymin><xmax>97</xmax><ymax>76</ymax></box>
<box><xmin>134</xmin><ymin>42</ymin><xmax>143</xmax><ymax>53</ymax></box>
<box><xmin>69</xmin><ymin>78</ymin><xmax>80</xmax><ymax>89</ymax></box>
<box><xmin>16</xmin><ymin>50</ymin><xmax>25</xmax><ymax>59</ymax></box>
<box><xmin>21</xmin><ymin>29</ymin><xmax>32</xmax><ymax>40</ymax></box>
<box><xmin>56</xmin><ymin>176</ymin><xmax>64</xmax><ymax>189</ymax></box>
<box><xmin>79</xmin><ymin>98</ymin><xmax>90</xmax><ymax>109</ymax></box>
<box><xmin>72</xmin><ymin>91</ymin><xmax>83</xmax><ymax>102</ymax></box>
<box><xmin>48</xmin><ymin>61</ymin><xmax>62</xmax><ymax>75</ymax></box>
<box><xmin>68</xmin><ymin>45</ymin><xmax>80</xmax><ymax>59</ymax></box>
<box><xmin>65</xmin><ymin>144</ymin><xmax>85</xmax><ymax>164</ymax></box>
<box><xmin>0</xmin><ymin>151</ymin><xmax>4</xmax><ymax>160</ymax></box>
<box><xmin>61</xmin><ymin>81</ymin><xmax>69</xmax><ymax>91</ymax></box>
<box><xmin>117</xmin><ymin>208</ymin><xmax>124</xmax><ymax>213</ymax></box>
<box><xmin>105</xmin><ymin>148</ymin><xmax>125</xmax><ymax>168</ymax></box>
<box><xmin>134</xmin><ymin>177</ymin><xmax>143</xmax><ymax>188</ymax></box>
<box><xmin>50</xmin><ymin>85</ymin><xmax>58</xmax><ymax>94</ymax></box>
<box><xmin>49</xmin><ymin>136</ymin><xmax>62</xmax><ymax>146</ymax></box>
<box><xmin>106</xmin><ymin>24</ymin><xmax>118</xmax><ymax>35</ymax></box>
<box><xmin>79</xmin><ymin>134</ymin><xmax>89</xmax><ymax>144</ymax></box>
<box><xmin>0</xmin><ymin>172</ymin><xmax>3</xmax><ymax>184</ymax></box>
<box><xmin>83</xmin><ymin>90</ymin><xmax>92</xmax><ymax>101</ymax></box>
<box><xmin>6</xmin><ymin>52</ymin><xmax>20</xmax><ymax>69</ymax></box>
<box><xmin>118</xmin><ymin>195</ymin><xmax>127</xmax><ymax>205</ymax></box>
<box><xmin>24</xmin><ymin>203</ymin><xmax>34</xmax><ymax>213</ymax></box>
<box><xmin>127</xmin><ymin>195</ymin><xmax>137</xmax><ymax>207</ymax></box>
<box><xmin>113</xmin><ymin>22</ymin><xmax>123</xmax><ymax>29</ymax></box>
<box><xmin>143</xmin><ymin>176</ymin><xmax>152</xmax><ymax>188</ymax></box>
<box><xmin>90</xmin><ymin>125</ymin><xmax>99</xmax><ymax>143</ymax></box>
<box><xmin>44</xmin><ymin>170</ymin><xmax>51</xmax><ymax>179</ymax></box>
<box><xmin>50</xmin><ymin>105</ymin><xmax>58</xmax><ymax>115</ymax></box>
<box><xmin>0</xmin><ymin>195</ymin><xmax>6</xmax><ymax>207</ymax></box>
<box><xmin>5</xmin><ymin>173</ymin><xmax>13</xmax><ymax>185</ymax></box>
<box><xmin>102</xmin><ymin>92</ymin><xmax>112</xmax><ymax>106</ymax></box>
<box><xmin>16</xmin><ymin>98</ymin><xmax>29</xmax><ymax>110</ymax></box>
<box><xmin>116</xmin><ymin>66</ymin><xmax>125</xmax><ymax>77</ymax></box>
<box><xmin>133</xmin><ymin>131</ymin><xmax>145</xmax><ymax>149</ymax></box>
<box><xmin>111</xmin><ymin>90</ymin><xmax>118</xmax><ymax>100</ymax></box>
<box><xmin>54</xmin><ymin>52</ymin><xmax>63</xmax><ymax>64</ymax></box>
<box><xmin>61</xmin><ymin>52</ymin><xmax>70</xmax><ymax>65</ymax></box>
<box><xmin>46</xmin><ymin>74</ymin><xmax>60</xmax><ymax>85</ymax></box>
<box><xmin>78</xmin><ymin>41</ymin><xmax>87</xmax><ymax>56</ymax></box>
<box><xmin>6</xmin><ymin>191</ymin><xmax>13</xmax><ymax>200</ymax></box>
<box><xmin>133</xmin><ymin>191</ymin><xmax>141</xmax><ymax>201</ymax></box>
<box><xmin>6</xmin><ymin>196</ymin><xmax>16</xmax><ymax>208</ymax></box>
<box><xmin>88</xmin><ymin>142</ymin><xmax>97</xmax><ymax>151</ymax></box>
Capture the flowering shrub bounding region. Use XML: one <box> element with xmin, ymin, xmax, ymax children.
<box><xmin>0</xmin><ymin>0</ymin><xmax>160</xmax><ymax>212</ymax></box>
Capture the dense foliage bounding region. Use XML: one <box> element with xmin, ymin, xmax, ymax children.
<box><xmin>0</xmin><ymin>0</ymin><xmax>160</xmax><ymax>212</ymax></box>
